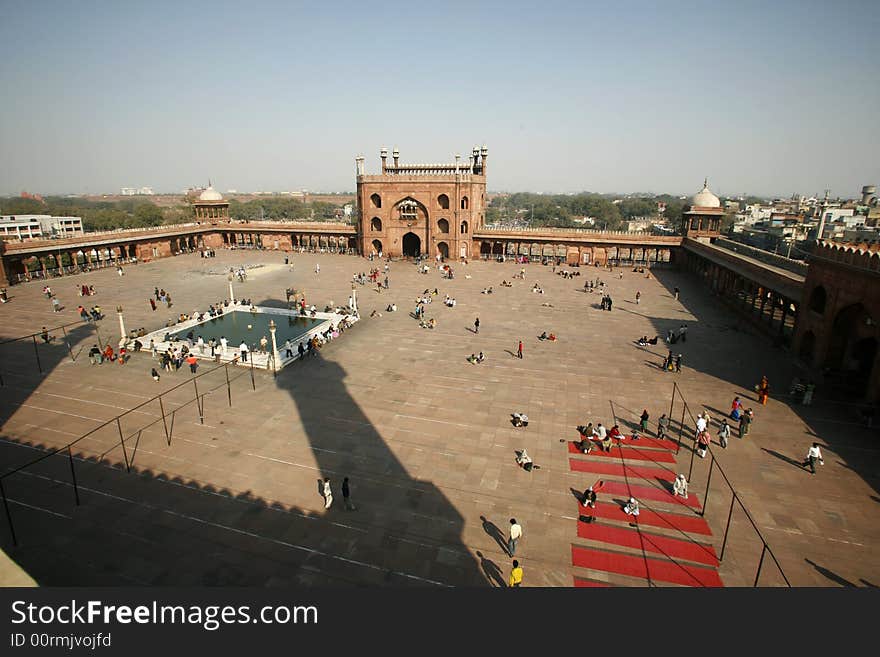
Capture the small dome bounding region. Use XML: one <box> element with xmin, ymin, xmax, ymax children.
<box><xmin>199</xmin><ymin>185</ymin><xmax>223</xmax><ymax>201</ymax></box>
<box><xmin>691</xmin><ymin>179</ymin><xmax>720</xmax><ymax>208</ymax></box>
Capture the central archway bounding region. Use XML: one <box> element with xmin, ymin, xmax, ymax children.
<box><xmin>402</xmin><ymin>232</ymin><xmax>421</xmax><ymax>257</ymax></box>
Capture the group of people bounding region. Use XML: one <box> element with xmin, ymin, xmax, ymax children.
<box><xmin>467</xmin><ymin>352</ymin><xmax>486</xmax><ymax>364</ymax></box>
<box><xmin>531</xmin><ymin>283</ymin><xmax>545</xmax><ymax>294</ymax></box>
<box><xmin>637</xmin><ymin>335</ymin><xmax>659</xmax><ymax>347</ymax></box>
<box><xmin>599</xmin><ymin>294</ymin><xmax>613</xmax><ymax>311</ymax></box>
<box><xmin>666</xmin><ymin>324</ymin><xmax>688</xmax><ymax>344</ymax></box>
<box><xmin>78</xmin><ymin>284</ymin><xmax>96</xmax><ymax>296</ymax></box>
<box><xmin>78</xmin><ymin>304</ymin><xmax>103</xmax><ymax>322</ymax></box>
<box><xmin>661</xmin><ymin>351</ymin><xmax>683</xmax><ymax>373</ymax></box>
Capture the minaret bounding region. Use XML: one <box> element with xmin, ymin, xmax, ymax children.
<box><xmin>355</xmin><ymin>156</ymin><xmax>364</xmax><ymax>176</ymax></box>
<box><xmin>480</xmin><ymin>145</ymin><xmax>488</xmax><ymax>175</ymax></box>
<box><xmin>392</xmin><ymin>147</ymin><xmax>399</xmax><ymax>169</ymax></box>
<box><xmin>380</xmin><ymin>147</ymin><xmax>388</xmax><ymax>174</ymax></box>
<box><xmin>472</xmin><ymin>146</ymin><xmax>480</xmax><ymax>173</ymax></box>
<box><xmin>817</xmin><ymin>189</ymin><xmax>830</xmax><ymax>241</ymax></box>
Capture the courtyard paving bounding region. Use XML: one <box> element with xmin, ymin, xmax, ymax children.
<box><xmin>0</xmin><ymin>249</ymin><xmax>877</xmax><ymax>587</ymax></box>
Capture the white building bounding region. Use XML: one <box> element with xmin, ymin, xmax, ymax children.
<box><xmin>0</xmin><ymin>215</ymin><xmax>83</xmax><ymax>240</ymax></box>
<box><xmin>121</xmin><ymin>187</ymin><xmax>137</xmax><ymax>195</ymax></box>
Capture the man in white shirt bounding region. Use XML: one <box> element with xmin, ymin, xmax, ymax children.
<box><xmin>220</xmin><ymin>336</ymin><xmax>228</xmax><ymax>355</ymax></box>
<box><xmin>803</xmin><ymin>443</ymin><xmax>824</xmax><ymax>474</ymax></box>
<box><xmin>239</xmin><ymin>341</ymin><xmax>249</xmax><ymax>362</ymax></box>
<box><xmin>508</xmin><ymin>519</ymin><xmax>523</xmax><ymax>556</ymax></box>
<box><xmin>696</xmin><ymin>413</ymin><xmax>707</xmax><ymax>434</ymax></box>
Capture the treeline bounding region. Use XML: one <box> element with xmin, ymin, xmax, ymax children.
<box><xmin>0</xmin><ymin>195</ymin><xmax>350</xmax><ymax>232</ymax></box>
<box><xmin>487</xmin><ymin>193</ymin><xmax>688</xmax><ymax>231</ymax></box>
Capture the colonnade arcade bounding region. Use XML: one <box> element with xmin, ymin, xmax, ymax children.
<box><xmin>685</xmin><ymin>252</ymin><xmax>799</xmax><ymax>341</ymax></box>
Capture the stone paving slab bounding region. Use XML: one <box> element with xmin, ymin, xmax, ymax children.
<box><xmin>0</xmin><ymin>249</ymin><xmax>878</xmax><ymax>587</ymax></box>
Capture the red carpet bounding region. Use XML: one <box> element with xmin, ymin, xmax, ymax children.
<box><xmin>569</xmin><ymin>459</ymin><xmax>677</xmax><ymax>482</ymax></box>
<box><xmin>574</xmin><ymin>577</ymin><xmax>612</xmax><ymax>588</ymax></box>
<box><xmin>571</xmin><ymin>546</ymin><xmax>723</xmax><ymax>587</ymax></box>
<box><xmin>571</xmin><ymin>436</ymin><xmax>679</xmax><ymax>452</ymax></box>
<box><xmin>578</xmin><ymin>501</ymin><xmax>712</xmax><ymax>535</ymax></box>
<box><xmin>598</xmin><ymin>480</ymin><xmax>701</xmax><ymax>510</ymax></box>
<box><xmin>567</xmin><ymin>443</ymin><xmax>677</xmax><ymax>463</ymax></box>
<box><xmin>578</xmin><ymin>521</ymin><xmax>719</xmax><ymax>567</ymax></box>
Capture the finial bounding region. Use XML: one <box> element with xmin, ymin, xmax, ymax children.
<box><xmin>703</xmin><ymin>177</ymin><xmax>708</xmax><ymax>189</ymax></box>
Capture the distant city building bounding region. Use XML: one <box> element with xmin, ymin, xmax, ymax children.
<box><xmin>0</xmin><ymin>215</ymin><xmax>83</xmax><ymax>240</ymax></box>
<box><xmin>121</xmin><ymin>187</ymin><xmax>137</xmax><ymax>196</ymax></box>
<box><xmin>121</xmin><ymin>187</ymin><xmax>154</xmax><ymax>195</ymax></box>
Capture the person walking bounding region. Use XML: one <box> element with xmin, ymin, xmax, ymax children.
<box><xmin>517</xmin><ymin>340</ymin><xmax>523</xmax><ymax>359</ymax></box>
<box><xmin>285</xmin><ymin>339</ymin><xmax>293</xmax><ymax>358</ymax></box>
<box><xmin>739</xmin><ymin>409</ymin><xmax>753</xmax><ymax>438</ymax></box>
<box><xmin>220</xmin><ymin>336</ymin><xmax>228</xmax><ymax>356</ymax></box>
<box><xmin>639</xmin><ymin>409</ymin><xmax>650</xmax><ymax>434</ymax></box>
<box><xmin>718</xmin><ymin>418</ymin><xmax>731</xmax><ymax>448</ymax></box>
<box><xmin>154</xmin><ymin>287</ymin><xmax>160</xmax><ymax>301</ymax></box>
<box><xmin>239</xmin><ymin>341</ymin><xmax>249</xmax><ymax>362</ymax></box>
<box><xmin>635</xmin><ymin>291</ymin><xmax>641</xmax><ymax>305</ymax></box>
<box><xmin>675</xmin><ymin>353</ymin><xmax>682</xmax><ymax>373</ymax></box>
<box><xmin>474</xmin><ymin>317</ymin><xmax>480</xmax><ymax>334</ymax></box>
<box><xmin>508</xmin><ymin>519</ymin><xmax>522</xmax><ymax>557</ymax></box>
<box><xmin>757</xmin><ymin>375</ymin><xmax>770</xmax><ymax>405</ymax></box>
<box><xmin>342</xmin><ymin>477</ymin><xmax>355</xmax><ymax>510</ymax></box>
<box><xmin>315</xmin><ymin>263</ymin><xmax>320</xmax><ymax>275</ymax></box>
<box><xmin>657</xmin><ymin>413</ymin><xmax>670</xmax><ymax>440</ymax></box>
<box><xmin>322</xmin><ymin>478</ymin><xmax>333</xmax><ymax>509</ymax></box>
<box><xmin>51</xmin><ymin>296</ymin><xmax>61</xmax><ymax>312</ymax></box>
<box><xmin>802</xmin><ymin>443</ymin><xmax>824</xmax><ymax>474</ymax></box>
<box><xmin>509</xmin><ymin>560</ymin><xmax>523</xmax><ymax>588</ymax></box>
<box><xmin>298</xmin><ymin>341</ymin><xmax>305</xmax><ymax>359</ymax></box>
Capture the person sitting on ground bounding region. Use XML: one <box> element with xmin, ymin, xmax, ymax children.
<box><xmin>539</xmin><ymin>331</ymin><xmax>549</xmax><ymax>340</ymax></box>
<box><xmin>647</xmin><ymin>335</ymin><xmax>658</xmax><ymax>345</ymax></box>
<box><xmin>577</xmin><ymin>433</ymin><xmax>592</xmax><ymax>454</ymax></box>
<box><xmin>476</xmin><ymin>351</ymin><xmax>485</xmax><ymax>363</ymax></box>
<box><xmin>583</xmin><ymin>480</ymin><xmax>604</xmax><ymax>508</ymax></box>
<box><xmin>623</xmin><ymin>497</ymin><xmax>640</xmax><ymax>517</ymax></box>
<box><xmin>608</xmin><ymin>424</ymin><xmax>623</xmax><ymax>441</ymax></box>
<box><xmin>547</xmin><ymin>333</ymin><xmax>557</xmax><ymax>341</ymax></box>
<box><xmin>151</xmin><ymin>367</ymin><xmax>160</xmax><ymax>382</ymax></box>
<box><xmin>88</xmin><ymin>344</ymin><xmax>102</xmax><ymax>365</ymax></box>
<box><xmin>467</xmin><ymin>353</ymin><xmax>478</xmax><ymax>364</ymax></box>
<box><xmin>370</xmin><ymin>309</ymin><xmax>381</xmax><ymax>318</ymax></box>
<box><xmin>516</xmin><ymin>449</ymin><xmax>534</xmax><ymax>472</ymax></box>
<box><xmin>673</xmin><ymin>474</ymin><xmax>689</xmax><ymax>499</ymax></box>
<box><xmin>593</xmin><ymin>423</ymin><xmax>610</xmax><ymax>451</ymax></box>
<box><xmin>103</xmin><ymin>345</ymin><xmax>115</xmax><ymax>362</ymax></box>
<box><xmin>638</xmin><ymin>335</ymin><xmax>648</xmax><ymax>347</ymax></box>
<box><xmin>512</xmin><ymin>412</ymin><xmax>529</xmax><ymax>427</ymax></box>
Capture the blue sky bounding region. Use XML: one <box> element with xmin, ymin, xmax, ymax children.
<box><xmin>1</xmin><ymin>0</ymin><xmax>877</xmax><ymax>197</ymax></box>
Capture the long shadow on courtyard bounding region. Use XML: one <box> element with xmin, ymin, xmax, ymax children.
<box><xmin>0</xmin><ymin>301</ymin><xmax>485</xmax><ymax>586</ymax></box>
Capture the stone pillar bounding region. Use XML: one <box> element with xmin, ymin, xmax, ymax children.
<box><xmin>269</xmin><ymin>319</ymin><xmax>279</xmax><ymax>371</ymax></box>
<box><xmin>228</xmin><ymin>274</ymin><xmax>235</xmax><ymax>304</ymax></box>
<box><xmin>117</xmin><ymin>305</ymin><xmax>127</xmax><ymax>341</ymax></box>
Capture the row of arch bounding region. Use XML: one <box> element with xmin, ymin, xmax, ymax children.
<box><xmin>369</xmin><ymin>235</ymin><xmax>460</xmax><ymax>259</ymax></box>
<box><xmin>369</xmin><ymin>217</ymin><xmax>467</xmax><ymax>234</ymax></box>
<box><xmin>370</xmin><ymin>193</ymin><xmax>468</xmax><ymax>210</ymax></box>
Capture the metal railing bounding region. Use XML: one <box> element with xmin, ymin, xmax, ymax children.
<box><xmin>668</xmin><ymin>381</ymin><xmax>791</xmax><ymax>586</ymax></box>
<box><xmin>0</xmin><ymin>360</ymin><xmax>258</xmax><ymax>546</ymax></box>
<box><xmin>0</xmin><ymin>319</ymin><xmax>106</xmax><ymax>383</ymax></box>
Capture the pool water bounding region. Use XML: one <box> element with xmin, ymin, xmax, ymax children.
<box><xmin>169</xmin><ymin>310</ymin><xmax>324</xmax><ymax>350</ymax></box>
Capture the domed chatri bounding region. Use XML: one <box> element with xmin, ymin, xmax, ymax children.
<box><xmin>691</xmin><ymin>178</ymin><xmax>721</xmax><ymax>208</ymax></box>
<box><xmin>199</xmin><ymin>183</ymin><xmax>223</xmax><ymax>201</ymax></box>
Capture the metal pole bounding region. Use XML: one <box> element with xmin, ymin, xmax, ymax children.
<box><xmin>68</xmin><ymin>447</ymin><xmax>80</xmax><ymax>505</ymax></box>
<box><xmin>32</xmin><ymin>335</ymin><xmax>43</xmax><ymax>373</ymax></box>
<box><xmin>225</xmin><ymin>364</ymin><xmax>232</xmax><ymax>407</ymax></box>
<box><xmin>677</xmin><ymin>403</ymin><xmax>686</xmax><ymax>454</ymax></box>
<box><xmin>158</xmin><ymin>396</ymin><xmax>170</xmax><ymax>446</ymax></box>
<box><xmin>701</xmin><ymin>453</ymin><xmax>715</xmax><ymax>517</ymax></box>
<box><xmin>193</xmin><ymin>378</ymin><xmax>203</xmax><ymax>424</ymax></box>
<box><xmin>754</xmin><ymin>544</ymin><xmax>767</xmax><ymax>587</ymax></box>
<box><xmin>169</xmin><ymin>410</ymin><xmax>176</xmax><ymax>443</ymax></box>
<box><xmin>116</xmin><ymin>417</ymin><xmax>131</xmax><ymax>472</ymax></box>
<box><xmin>250</xmin><ymin>355</ymin><xmax>255</xmax><ymax>390</ymax></box>
<box><xmin>94</xmin><ymin>322</ymin><xmax>103</xmax><ymax>348</ymax></box>
<box><xmin>688</xmin><ymin>432</ymin><xmax>697</xmax><ymax>481</ymax></box>
<box><xmin>668</xmin><ymin>381</ymin><xmax>676</xmax><ymax>431</ymax></box>
<box><xmin>0</xmin><ymin>479</ymin><xmax>17</xmax><ymax>546</ymax></box>
<box><xmin>61</xmin><ymin>325</ymin><xmax>75</xmax><ymax>362</ymax></box>
<box><xmin>719</xmin><ymin>493</ymin><xmax>736</xmax><ymax>561</ymax></box>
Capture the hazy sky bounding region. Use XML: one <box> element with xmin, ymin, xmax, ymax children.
<box><xmin>1</xmin><ymin>0</ymin><xmax>878</xmax><ymax>198</ymax></box>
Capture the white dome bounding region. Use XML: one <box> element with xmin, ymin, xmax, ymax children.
<box><xmin>199</xmin><ymin>186</ymin><xmax>223</xmax><ymax>201</ymax></box>
<box><xmin>691</xmin><ymin>179</ymin><xmax>720</xmax><ymax>208</ymax></box>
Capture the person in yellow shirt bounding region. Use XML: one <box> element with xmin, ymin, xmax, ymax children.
<box><xmin>509</xmin><ymin>560</ymin><xmax>523</xmax><ymax>588</ymax></box>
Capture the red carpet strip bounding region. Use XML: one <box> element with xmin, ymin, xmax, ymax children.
<box><xmin>569</xmin><ymin>459</ymin><xmax>677</xmax><ymax>482</ymax></box>
<box><xmin>598</xmin><ymin>480</ymin><xmax>701</xmax><ymax>510</ymax></box>
<box><xmin>567</xmin><ymin>443</ymin><xmax>677</xmax><ymax>463</ymax></box>
<box><xmin>577</xmin><ymin>521</ymin><xmax>719</xmax><ymax>567</ymax></box>
<box><xmin>571</xmin><ymin>435</ymin><xmax>679</xmax><ymax>452</ymax></box>
<box><xmin>571</xmin><ymin>546</ymin><xmax>723</xmax><ymax>587</ymax></box>
<box><xmin>577</xmin><ymin>501</ymin><xmax>712</xmax><ymax>535</ymax></box>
